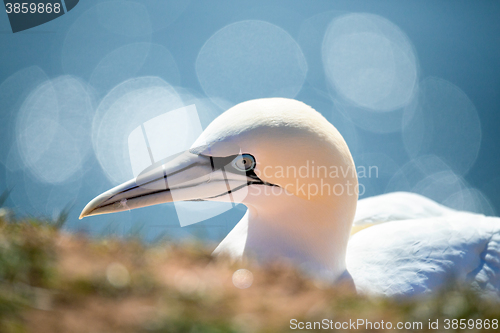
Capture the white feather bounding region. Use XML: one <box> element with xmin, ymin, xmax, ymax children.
<box><xmin>348</xmin><ymin>196</ymin><xmax>500</xmax><ymax>296</ymax></box>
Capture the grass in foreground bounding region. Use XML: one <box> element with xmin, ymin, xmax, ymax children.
<box><xmin>0</xmin><ymin>210</ymin><xmax>499</xmax><ymax>332</ymax></box>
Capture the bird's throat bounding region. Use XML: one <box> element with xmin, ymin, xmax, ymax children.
<box><xmin>224</xmin><ymin>193</ymin><xmax>354</xmax><ymax>282</ymax></box>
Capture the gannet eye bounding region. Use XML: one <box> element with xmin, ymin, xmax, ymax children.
<box><xmin>232</xmin><ymin>154</ymin><xmax>256</xmax><ymax>172</ymax></box>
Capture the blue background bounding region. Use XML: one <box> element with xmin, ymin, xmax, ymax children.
<box><xmin>0</xmin><ymin>0</ymin><xmax>499</xmax><ymax>244</ymax></box>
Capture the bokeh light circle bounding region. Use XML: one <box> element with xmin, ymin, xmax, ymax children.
<box><xmin>89</xmin><ymin>43</ymin><xmax>151</xmax><ymax>95</ymax></box>
<box><xmin>0</xmin><ymin>66</ymin><xmax>50</xmax><ymax>165</ymax></box>
<box><xmin>403</xmin><ymin>77</ymin><xmax>481</xmax><ymax>175</ymax></box>
<box><xmin>106</xmin><ymin>262</ymin><xmax>130</xmax><ymax>288</ymax></box>
<box><xmin>93</xmin><ymin>77</ymin><xmax>185</xmax><ymax>184</ymax></box>
<box><xmin>15</xmin><ymin>76</ymin><xmax>94</xmax><ymax>184</ymax></box>
<box><xmin>196</xmin><ymin>20</ymin><xmax>308</xmax><ymax>107</ymax></box>
<box><xmin>232</xmin><ymin>269</ymin><xmax>254</xmax><ymax>289</ymax></box>
<box><xmin>298</xmin><ymin>11</ymin><xmax>347</xmax><ymax>90</ymax></box>
<box><xmin>322</xmin><ymin>13</ymin><xmax>418</xmax><ymax>112</ymax></box>
<box><xmin>386</xmin><ymin>155</ymin><xmax>492</xmax><ymax>215</ymax></box>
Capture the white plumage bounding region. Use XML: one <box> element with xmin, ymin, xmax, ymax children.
<box><xmin>349</xmin><ymin>192</ymin><xmax>500</xmax><ymax>296</ymax></box>
<box><xmin>81</xmin><ymin>98</ymin><xmax>500</xmax><ymax>297</ymax></box>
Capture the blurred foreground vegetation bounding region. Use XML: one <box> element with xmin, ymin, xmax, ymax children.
<box><xmin>0</xmin><ymin>206</ymin><xmax>499</xmax><ymax>332</ymax></box>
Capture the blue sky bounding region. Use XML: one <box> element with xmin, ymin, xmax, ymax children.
<box><xmin>1</xmin><ymin>0</ymin><xmax>499</xmax><ymax>244</ymax></box>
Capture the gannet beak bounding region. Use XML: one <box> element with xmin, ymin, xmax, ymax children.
<box><xmin>79</xmin><ymin>150</ymin><xmax>252</xmax><ymax>219</ymax></box>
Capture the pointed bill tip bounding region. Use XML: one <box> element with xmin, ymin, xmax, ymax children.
<box><xmin>79</xmin><ymin>200</ymin><xmax>96</xmax><ymax>219</ymax></box>
<box><xmin>78</xmin><ymin>188</ymin><xmax>119</xmax><ymax>220</ymax></box>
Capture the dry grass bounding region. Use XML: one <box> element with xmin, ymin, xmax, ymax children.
<box><xmin>0</xmin><ymin>210</ymin><xmax>499</xmax><ymax>332</ymax></box>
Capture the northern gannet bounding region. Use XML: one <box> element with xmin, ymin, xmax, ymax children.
<box><xmin>80</xmin><ymin>98</ymin><xmax>500</xmax><ymax>297</ymax></box>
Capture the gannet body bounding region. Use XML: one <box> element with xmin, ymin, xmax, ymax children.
<box><xmin>81</xmin><ymin>98</ymin><xmax>500</xmax><ymax>297</ymax></box>
<box><xmin>352</xmin><ymin>191</ymin><xmax>457</xmax><ymax>233</ymax></box>
<box><xmin>348</xmin><ymin>212</ymin><xmax>500</xmax><ymax>296</ymax></box>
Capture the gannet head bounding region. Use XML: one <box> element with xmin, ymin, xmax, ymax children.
<box><xmin>81</xmin><ymin>98</ymin><xmax>357</xmax><ymax>217</ymax></box>
<box><xmin>80</xmin><ymin>98</ymin><xmax>358</xmax><ymax>279</ymax></box>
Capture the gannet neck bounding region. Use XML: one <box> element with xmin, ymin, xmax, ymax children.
<box><xmin>243</xmin><ymin>193</ymin><xmax>353</xmax><ymax>281</ymax></box>
<box><xmin>213</xmin><ymin>172</ymin><xmax>357</xmax><ymax>282</ymax></box>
